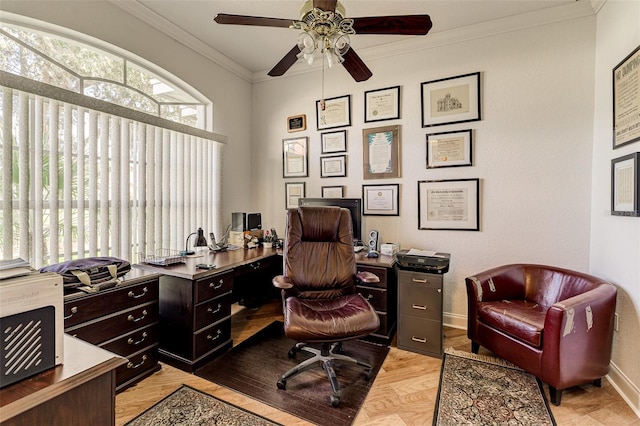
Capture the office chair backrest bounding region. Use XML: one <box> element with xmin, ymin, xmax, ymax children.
<box><xmin>283</xmin><ymin>207</ymin><xmax>356</xmax><ymax>299</ymax></box>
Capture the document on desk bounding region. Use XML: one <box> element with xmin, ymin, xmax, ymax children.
<box><xmin>406</xmin><ymin>248</ymin><xmax>445</xmax><ymax>258</ymax></box>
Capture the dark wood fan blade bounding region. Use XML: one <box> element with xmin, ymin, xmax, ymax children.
<box><xmin>214</xmin><ymin>13</ymin><xmax>294</xmax><ymax>28</ymax></box>
<box><xmin>268</xmin><ymin>45</ymin><xmax>302</xmax><ymax>77</ymax></box>
<box><xmin>352</xmin><ymin>15</ymin><xmax>433</xmax><ymax>35</ymax></box>
<box><xmin>313</xmin><ymin>0</ymin><xmax>337</xmax><ymax>12</ymax></box>
<box><xmin>342</xmin><ymin>48</ymin><xmax>373</xmax><ymax>82</ymax></box>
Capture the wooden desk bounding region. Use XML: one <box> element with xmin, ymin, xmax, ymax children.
<box><xmin>0</xmin><ymin>335</ymin><xmax>126</xmax><ymax>426</ymax></box>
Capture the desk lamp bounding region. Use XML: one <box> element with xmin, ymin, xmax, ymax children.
<box><xmin>181</xmin><ymin>227</ymin><xmax>208</xmax><ymax>256</ymax></box>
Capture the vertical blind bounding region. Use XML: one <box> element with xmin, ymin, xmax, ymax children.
<box><xmin>1</xmin><ymin>85</ymin><xmax>223</xmax><ymax>268</ymax></box>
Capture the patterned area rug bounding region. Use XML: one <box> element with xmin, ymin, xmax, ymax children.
<box><xmin>124</xmin><ymin>384</ymin><xmax>281</xmax><ymax>426</ymax></box>
<box><xmin>433</xmin><ymin>348</ymin><xmax>556</xmax><ymax>426</ymax></box>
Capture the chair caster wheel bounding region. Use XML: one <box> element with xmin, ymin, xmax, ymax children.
<box><xmin>330</xmin><ymin>395</ymin><xmax>340</xmax><ymax>407</ymax></box>
<box><xmin>288</xmin><ymin>348</ymin><xmax>296</xmax><ymax>358</ymax></box>
<box><xmin>277</xmin><ymin>378</ymin><xmax>287</xmax><ymax>390</ymax></box>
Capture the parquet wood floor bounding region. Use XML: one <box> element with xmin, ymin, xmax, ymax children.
<box><xmin>116</xmin><ymin>300</ymin><xmax>639</xmax><ymax>425</ymax></box>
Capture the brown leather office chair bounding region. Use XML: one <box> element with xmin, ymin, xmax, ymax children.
<box><xmin>272</xmin><ymin>206</ymin><xmax>380</xmax><ymax>407</ymax></box>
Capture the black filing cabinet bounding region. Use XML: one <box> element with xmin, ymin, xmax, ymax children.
<box><xmin>397</xmin><ymin>269</ymin><xmax>443</xmax><ymax>358</ymax></box>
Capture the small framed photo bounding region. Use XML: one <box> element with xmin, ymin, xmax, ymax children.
<box><xmin>613</xmin><ymin>45</ymin><xmax>640</xmax><ymax>148</ymax></box>
<box><xmin>611</xmin><ymin>152</ymin><xmax>640</xmax><ymax>216</ymax></box>
<box><xmin>421</xmin><ymin>72</ymin><xmax>481</xmax><ymax>128</ymax></box>
<box><xmin>322</xmin><ymin>185</ymin><xmax>344</xmax><ymax>198</ymax></box>
<box><xmin>321</xmin><ymin>155</ymin><xmax>347</xmax><ymax>178</ymax></box>
<box><xmin>285</xmin><ymin>182</ymin><xmax>305</xmax><ymax>209</ymax></box>
<box><xmin>365</xmin><ymin>86</ymin><xmax>400</xmax><ymax>123</ymax></box>
<box><xmin>321</xmin><ymin>130</ymin><xmax>347</xmax><ymax>154</ymax></box>
<box><xmin>362</xmin><ymin>184</ymin><xmax>399</xmax><ymax>216</ymax></box>
<box><xmin>287</xmin><ymin>114</ymin><xmax>306</xmax><ymax>133</ymax></box>
<box><xmin>363</xmin><ymin>125</ymin><xmax>400</xmax><ymax>179</ymax></box>
<box><xmin>426</xmin><ymin>129</ymin><xmax>473</xmax><ymax>168</ymax></box>
<box><xmin>316</xmin><ymin>95</ymin><xmax>351</xmax><ymax>130</ymax></box>
<box><xmin>418</xmin><ymin>178</ymin><xmax>480</xmax><ymax>231</ymax></box>
<box><xmin>282</xmin><ymin>137</ymin><xmax>308</xmax><ymax>178</ymax></box>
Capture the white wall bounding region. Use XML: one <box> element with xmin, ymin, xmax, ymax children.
<box><xmin>0</xmin><ymin>1</ymin><xmax>254</xmax><ymax>238</ymax></box>
<box><xmin>591</xmin><ymin>0</ymin><xmax>640</xmax><ymax>415</ymax></box>
<box><xmin>251</xmin><ymin>16</ymin><xmax>596</xmax><ymax>326</ymax></box>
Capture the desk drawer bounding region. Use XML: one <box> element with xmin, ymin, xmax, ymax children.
<box><xmin>196</xmin><ymin>271</ymin><xmax>233</xmax><ymax>304</ymax></box>
<box><xmin>397</xmin><ymin>315</ymin><xmax>442</xmax><ymax>357</ymax></box>
<box><xmin>67</xmin><ymin>303</ymin><xmax>158</xmax><ymax>345</ymax></box>
<box><xmin>101</xmin><ymin>324</ymin><xmax>159</xmax><ymax>357</ymax></box>
<box><xmin>356</xmin><ymin>265</ymin><xmax>387</xmax><ymax>289</ymax></box>
<box><xmin>194</xmin><ymin>293</ymin><xmax>232</xmax><ymax>331</ymax></box>
<box><xmin>64</xmin><ymin>280</ymin><xmax>158</xmax><ymax>327</ymax></box>
<box><xmin>194</xmin><ymin>318</ymin><xmax>231</xmax><ymax>358</ymax></box>
<box><xmin>115</xmin><ymin>345</ymin><xmax>159</xmax><ymax>386</ymax></box>
<box><xmin>357</xmin><ymin>285</ymin><xmax>387</xmax><ymax>311</ymax></box>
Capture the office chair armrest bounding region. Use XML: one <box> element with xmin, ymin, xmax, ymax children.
<box><xmin>356</xmin><ymin>271</ymin><xmax>379</xmax><ymax>284</ymax></box>
<box><xmin>273</xmin><ymin>275</ymin><xmax>293</xmax><ymax>289</ymax></box>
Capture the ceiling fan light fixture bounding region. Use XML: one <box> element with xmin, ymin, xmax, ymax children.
<box><xmin>297</xmin><ymin>31</ymin><xmax>317</xmax><ymax>54</ymax></box>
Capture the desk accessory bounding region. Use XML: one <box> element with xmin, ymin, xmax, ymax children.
<box><xmin>181</xmin><ymin>227</ymin><xmax>208</xmax><ymax>256</ymax></box>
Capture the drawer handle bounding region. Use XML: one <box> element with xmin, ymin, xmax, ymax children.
<box><xmin>127</xmin><ymin>332</ymin><xmax>148</xmax><ymax>346</ymax></box>
<box><xmin>127</xmin><ymin>355</ymin><xmax>147</xmax><ymax>369</ymax></box>
<box><xmin>64</xmin><ymin>306</ymin><xmax>78</xmax><ymax>320</ymax></box>
<box><xmin>412</xmin><ymin>304</ymin><xmax>427</xmax><ymax>310</ymax></box>
<box><xmin>412</xmin><ymin>278</ymin><xmax>428</xmax><ymax>283</ymax></box>
<box><xmin>210</xmin><ymin>280</ymin><xmax>223</xmax><ymax>290</ymax></box>
<box><xmin>208</xmin><ymin>304</ymin><xmax>222</xmax><ymax>315</ymax></box>
<box><xmin>412</xmin><ymin>336</ymin><xmax>427</xmax><ymax>343</ymax></box>
<box><xmin>207</xmin><ymin>329</ymin><xmax>222</xmax><ymax>341</ymax></box>
<box><xmin>128</xmin><ymin>287</ymin><xmax>148</xmax><ymax>299</ymax></box>
<box><xmin>128</xmin><ymin>310</ymin><xmax>148</xmax><ymax>323</ymax></box>
<box><xmin>250</xmin><ymin>262</ymin><xmax>261</xmax><ymax>270</ymax></box>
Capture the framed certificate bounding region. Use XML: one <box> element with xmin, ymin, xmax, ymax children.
<box><xmin>364</xmin><ymin>86</ymin><xmax>400</xmax><ymax>123</ymax></box>
<box><xmin>611</xmin><ymin>152</ymin><xmax>640</xmax><ymax>216</ymax></box>
<box><xmin>320</xmin><ymin>155</ymin><xmax>347</xmax><ymax>178</ymax></box>
<box><xmin>282</xmin><ymin>137</ymin><xmax>308</xmax><ymax>178</ymax></box>
<box><xmin>285</xmin><ymin>182</ymin><xmax>305</xmax><ymax>209</ymax></box>
<box><xmin>362</xmin><ymin>184</ymin><xmax>399</xmax><ymax>216</ymax></box>
<box><xmin>418</xmin><ymin>178</ymin><xmax>480</xmax><ymax>230</ymax></box>
<box><xmin>421</xmin><ymin>72</ymin><xmax>481</xmax><ymax>128</ymax></box>
<box><xmin>322</xmin><ymin>185</ymin><xmax>344</xmax><ymax>198</ymax></box>
<box><xmin>316</xmin><ymin>95</ymin><xmax>351</xmax><ymax>130</ymax></box>
<box><xmin>287</xmin><ymin>114</ymin><xmax>306</xmax><ymax>132</ymax></box>
<box><xmin>613</xmin><ymin>45</ymin><xmax>640</xmax><ymax>148</ymax></box>
<box><xmin>321</xmin><ymin>130</ymin><xmax>347</xmax><ymax>154</ymax></box>
<box><xmin>363</xmin><ymin>125</ymin><xmax>400</xmax><ymax>179</ymax></box>
<box><xmin>426</xmin><ymin>129</ymin><xmax>473</xmax><ymax>168</ymax></box>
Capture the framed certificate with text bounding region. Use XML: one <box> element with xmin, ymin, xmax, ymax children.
<box><xmin>418</xmin><ymin>178</ymin><xmax>480</xmax><ymax>230</ymax></box>
<box><xmin>316</xmin><ymin>95</ymin><xmax>351</xmax><ymax>130</ymax></box>
<box><xmin>613</xmin><ymin>45</ymin><xmax>640</xmax><ymax>149</ymax></box>
<box><xmin>611</xmin><ymin>152</ymin><xmax>640</xmax><ymax>216</ymax></box>
<box><xmin>426</xmin><ymin>129</ymin><xmax>472</xmax><ymax>168</ymax></box>
<box><xmin>362</xmin><ymin>184</ymin><xmax>399</xmax><ymax>216</ymax></box>
<box><xmin>363</xmin><ymin>125</ymin><xmax>400</xmax><ymax>179</ymax></box>
<box><xmin>282</xmin><ymin>137</ymin><xmax>308</xmax><ymax>178</ymax></box>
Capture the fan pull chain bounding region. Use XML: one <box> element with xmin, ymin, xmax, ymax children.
<box><xmin>320</xmin><ymin>54</ymin><xmax>326</xmax><ymax>110</ymax></box>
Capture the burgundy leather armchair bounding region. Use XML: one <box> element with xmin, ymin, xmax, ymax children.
<box><xmin>466</xmin><ymin>264</ymin><xmax>617</xmax><ymax>405</ymax></box>
<box><xmin>273</xmin><ymin>206</ymin><xmax>380</xmax><ymax>407</ymax></box>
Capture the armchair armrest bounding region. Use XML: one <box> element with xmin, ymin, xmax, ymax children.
<box><xmin>356</xmin><ymin>271</ymin><xmax>379</xmax><ymax>284</ymax></box>
<box><xmin>466</xmin><ymin>264</ymin><xmax>527</xmax><ymax>302</ymax></box>
<box><xmin>272</xmin><ymin>275</ymin><xmax>293</xmax><ymax>290</ymax></box>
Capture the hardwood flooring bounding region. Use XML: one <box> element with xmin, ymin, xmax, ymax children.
<box><xmin>116</xmin><ymin>301</ymin><xmax>639</xmax><ymax>425</ymax></box>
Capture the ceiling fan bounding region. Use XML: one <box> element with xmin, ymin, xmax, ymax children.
<box><xmin>214</xmin><ymin>0</ymin><xmax>432</xmax><ymax>82</ymax></box>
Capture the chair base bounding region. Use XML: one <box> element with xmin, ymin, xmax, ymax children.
<box><xmin>276</xmin><ymin>341</ymin><xmax>373</xmax><ymax>407</ymax></box>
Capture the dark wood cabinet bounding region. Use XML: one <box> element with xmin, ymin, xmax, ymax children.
<box><xmin>63</xmin><ymin>270</ymin><xmax>161</xmax><ymax>392</ymax></box>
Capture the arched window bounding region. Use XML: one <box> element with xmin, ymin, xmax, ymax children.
<box><xmin>0</xmin><ymin>17</ymin><xmax>225</xmax><ymax>267</ymax></box>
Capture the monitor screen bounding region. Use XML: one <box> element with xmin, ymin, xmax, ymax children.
<box><xmin>298</xmin><ymin>198</ymin><xmax>363</xmax><ymax>245</ymax></box>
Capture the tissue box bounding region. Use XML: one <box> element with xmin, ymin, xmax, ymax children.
<box><xmin>380</xmin><ymin>243</ymin><xmax>399</xmax><ymax>256</ymax></box>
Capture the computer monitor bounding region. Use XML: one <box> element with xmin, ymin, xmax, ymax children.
<box><xmin>298</xmin><ymin>198</ymin><xmax>363</xmax><ymax>245</ymax></box>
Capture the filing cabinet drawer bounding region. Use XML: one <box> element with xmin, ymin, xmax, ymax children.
<box><xmin>194</xmin><ymin>318</ymin><xmax>231</xmax><ymax>359</ymax></box>
<box><xmin>194</xmin><ymin>292</ymin><xmax>232</xmax><ymax>331</ymax></box>
<box><xmin>196</xmin><ymin>271</ymin><xmax>233</xmax><ymax>304</ymax></box>
<box><xmin>115</xmin><ymin>345</ymin><xmax>159</xmax><ymax>389</ymax></box>
<box><xmin>67</xmin><ymin>302</ymin><xmax>158</xmax><ymax>345</ymax></box>
<box><xmin>357</xmin><ymin>285</ymin><xmax>388</xmax><ymax>311</ymax></box>
<box><xmin>397</xmin><ymin>315</ymin><xmax>442</xmax><ymax>358</ymax></box>
<box><xmin>64</xmin><ymin>279</ymin><xmax>159</xmax><ymax>327</ymax></box>
<box><xmin>398</xmin><ymin>270</ymin><xmax>442</xmax><ymax>288</ymax></box>
<box><xmin>356</xmin><ymin>265</ymin><xmax>387</xmax><ymax>289</ymax></box>
<box><xmin>398</xmin><ymin>283</ymin><xmax>442</xmax><ymax>321</ymax></box>
<box><xmin>101</xmin><ymin>323</ymin><xmax>159</xmax><ymax>357</ymax></box>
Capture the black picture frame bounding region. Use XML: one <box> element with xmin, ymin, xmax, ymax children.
<box><xmin>364</xmin><ymin>85</ymin><xmax>401</xmax><ymax>123</ymax></box>
<box><xmin>611</xmin><ymin>152</ymin><xmax>640</xmax><ymax>216</ymax></box>
<box><xmin>421</xmin><ymin>72</ymin><xmax>481</xmax><ymax>128</ymax></box>
<box><xmin>316</xmin><ymin>95</ymin><xmax>351</xmax><ymax>130</ymax></box>
<box><xmin>418</xmin><ymin>178</ymin><xmax>480</xmax><ymax>230</ymax></box>
<box><xmin>613</xmin><ymin>45</ymin><xmax>640</xmax><ymax>149</ymax></box>
<box><xmin>426</xmin><ymin>129</ymin><xmax>473</xmax><ymax>168</ymax></box>
<box><xmin>362</xmin><ymin>184</ymin><xmax>400</xmax><ymax>216</ymax></box>
<box><xmin>282</xmin><ymin>137</ymin><xmax>308</xmax><ymax>178</ymax></box>
<box><xmin>320</xmin><ymin>154</ymin><xmax>347</xmax><ymax>178</ymax></box>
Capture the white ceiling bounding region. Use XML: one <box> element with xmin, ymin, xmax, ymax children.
<box><xmin>114</xmin><ymin>0</ymin><xmax>592</xmax><ymax>80</ymax></box>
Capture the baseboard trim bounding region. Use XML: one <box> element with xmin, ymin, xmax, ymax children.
<box><xmin>607</xmin><ymin>361</ymin><xmax>640</xmax><ymax>418</ymax></box>
<box><xmin>444</xmin><ymin>312</ymin><xmax>467</xmax><ymax>330</ymax></box>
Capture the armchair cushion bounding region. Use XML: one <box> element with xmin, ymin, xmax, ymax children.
<box><xmin>477</xmin><ymin>300</ymin><xmax>547</xmax><ymax>347</ymax></box>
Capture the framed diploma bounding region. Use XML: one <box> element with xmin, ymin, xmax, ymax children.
<box><xmin>321</xmin><ymin>130</ymin><xmax>347</xmax><ymax>154</ymax></box>
<box><xmin>287</xmin><ymin>114</ymin><xmax>306</xmax><ymax>132</ymax></box>
<box><xmin>364</xmin><ymin>86</ymin><xmax>400</xmax><ymax>123</ymax></box>
<box><xmin>426</xmin><ymin>129</ymin><xmax>473</xmax><ymax>168</ymax></box>
<box><xmin>421</xmin><ymin>72</ymin><xmax>481</xmax><ymax>128</ymax></box>
<box><xmin>418</xmin><ymin>178</ymin><xmax>480</xmax><ymax>230</ymax></box>
<box><xmin>316</xmin><ymin>95</ymin><xmax>351</xmax><ymax>130</ymax></box>
<box><xmin>611</xmin><ymin>152</ymin><xmax>640</xmax><ymax>216</ymax></box>
<box><xmin>282</xmin><ymin>137</ymin><xmax>308</xmax><ymax>178</ymax></box>
<box><xmin>320</xmin><ymin>154</ymin><xmax>347</xmax><ymax>178</ymax></box>
<box><xmin>285</xmin><ymin>182</ymin><xmax>305</xmax><ymax>209</ymax></box>
<box><xmin>613</xmin><ymin>45</ymin><xmax>640</xmax><ymax>149</ymax></box>
<box><xmin>362</xmin><ymin>184</ymin><xmax>399</xmax><ymax>216</ymax></box>
<box><xmin>322</xmin><ymin>185</ymin><xmax>344</xmax><ymax>198</ymax></box>
<box><xmin>363</xmin><ymin>125</ymin><xmax>400</xmax><ymax>179</ymax></box>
